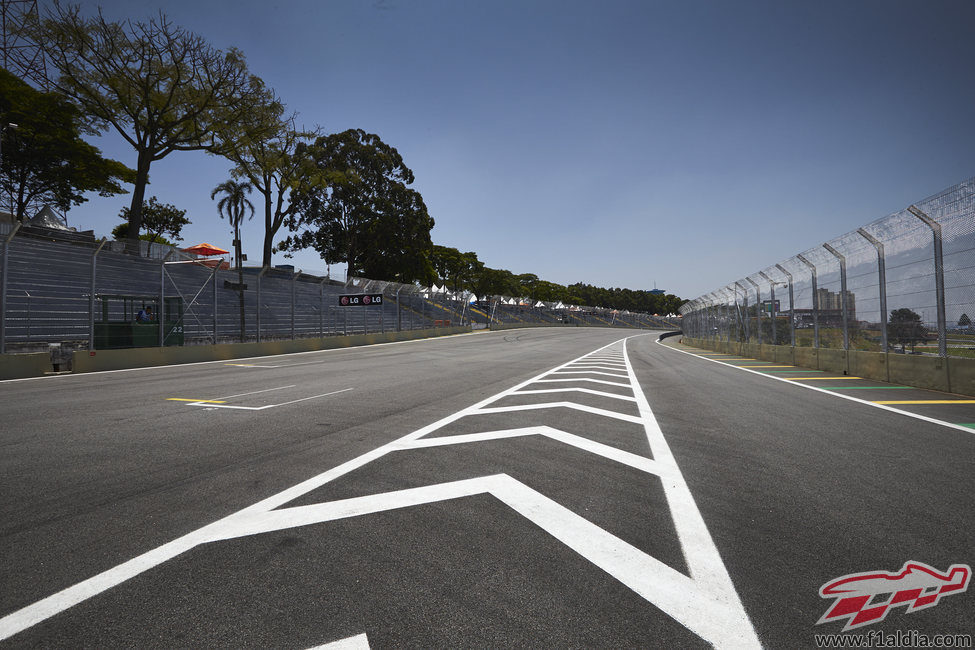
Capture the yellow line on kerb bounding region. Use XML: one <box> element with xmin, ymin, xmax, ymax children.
<box><xmin>735</xmin><ymin>365</ymin><xmax>795</xmax><ymax>368</ymax></box>
<box><xmin>166</xmin><ymin>398</ymin><xmax>228</xmax><ymax>403</ymax></box>
<box><xmin>782</xmin><ymin>377</ymin><xmax>861</xmax><ymax>381</ymax></box>
<box><xmin>873</xmin><ymin>400</ymin><xmax>975</xmax><ymax>405</ymax></box>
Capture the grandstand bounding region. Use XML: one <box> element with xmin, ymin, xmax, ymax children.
<box><xmin>0</xmin><ymin>223</ymin><xmax>677</xmax><ymax>353</ymax></box>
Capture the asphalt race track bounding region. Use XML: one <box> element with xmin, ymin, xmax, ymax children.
<box><xmin>1</xmin><ymin>328</ymin><xmax>972</xmax><ymax>648</ymax></box>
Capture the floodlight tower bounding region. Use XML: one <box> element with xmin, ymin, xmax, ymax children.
<box><xmin>1</xmin><ymin>0</ymin><xmax>49</xmax><ymax>90</ymax></box>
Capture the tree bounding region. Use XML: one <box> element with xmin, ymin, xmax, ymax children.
<box><xmin>430</xmin><ymin>245</ymin><xmax>483</xmax><ymax>291</ymax></box>
<box><xmin>359</xmin><ymin>185</ymin><xmax>436</xmax><ymax>284</ymax></box>
<box><xmin>0</xmin><ymin>68</ymin><xmax>133</xmax><ymax>220</ymax></box>
<box><xmin>470</xmin><ymin>267</ymin><xmax>519</xmax><ymax>298</ymax></box>
<box><xmin>282</xmin><ymin>129</ymin><xmax>435</xmax><ymax>283</ymax></box>
<box><xmin>211</xmin><ymin>180</ymin><xmax>254</xmax><ymax>342</ymax></box>
<box><xmin>25</xmin><ymin>4</ymin><xmax>273</xmax><ymax>253</ymax></box>
<box><xmin>959</xmin><ymin>313</ymin><xmax>971</xmax><ymax>330</ymax></box>
<box><xmin>222</xmin><ymin>112</ymin><xmax>319</xmax><ymax>268</ymax></box>
<box><xmin>888</xmin><ymin>308</ymin><xmax>926</xmax><ymax>353</ymax></box>
<box><xmin>112</xmin><ymin>196</ymin><xmax>189</xmax><ymax>244</ymax></box>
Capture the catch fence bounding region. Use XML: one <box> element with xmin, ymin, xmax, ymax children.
<box><xmin>680</xmin><ymin>177</ymin><xmax>975</xmax><ymax>359</ymax></box>
<box><xmin>0</xmin><ymin>224</ymin><xmax>672</xmax><ymax>354</ymax></box>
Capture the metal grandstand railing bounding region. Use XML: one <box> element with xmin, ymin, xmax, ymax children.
<box><xmin>0</xmin><ymin>225</ymin><xmax>675</xmax><ymax>353</ymax></box>
<box><xmin>680</xmin><ymin>177</ymin><xmax>975</xmax><ymax>359</ymax></box>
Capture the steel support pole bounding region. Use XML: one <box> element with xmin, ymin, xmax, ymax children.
<box><xmin>88</xmin><ymin>238</ymin><xmax>108</xmax><ymax>351</ymax></box>
<box><xmin>0</xmin><ymin>222</ymin><xmax>21</xmax><ymax>353</ymax></box>
<box><xmin>212</xmin><ymin>265</ymin><xmax>219</xmax><ymax>344</ymax></box>
<box><xmin>775</xmin><ymin>264</ymin><xmax>796</xmax><ymax>347</ymax></box>
<box><xmin>319</xmin><ymin>278</ymin><xmax>327</xmax><ymax>338</ymax></box>
<box><xmin>396</xmin><ymin>287</ymin><xmax>403</xmax><ymax>332</ymax></box>
<box><xmin>758</xmin><ymin>271</ymin><xmax>777</xmax><ymax>345</ymax></box>
<box><xmin>734</xmin><ymin>282</ymin><xmax>748</xmax><ymax>342</ymax></box>
<box><xmin>724</xmin><ymin>288</ymin><xmax>733</xmax><ymax>344</ymax></box>
<box><xmin>857</xmin><ymin>228</ymin><xmax>888</xmax><ymax>352</ymax></box>
<box><xmin>908</xmin><ymin>205</ymin><xmax>947</xmax><ymax>357</ymax></box>
<box><xmin>745</xmin><ymin>277</ymin><xmax>761</xmax><ymax>345</ymax></box>
<box><xmin>292</xmin><ymin>270</ymin><xmax>301</xmax><ymax>340</ymax></box>
<box><xmin>823</xmin><ymin>243</ymin><xmax>849</xmax><ymax>350</ymax></box>
<box><xmin>797</xmin><ymin>254</ymin><xmax>819</xmax><ymax>348</ymax></box>
<box><xmin>256</xmin><ymin>266</ymin><xmax>268</xmax><ymax>342</ymax></box>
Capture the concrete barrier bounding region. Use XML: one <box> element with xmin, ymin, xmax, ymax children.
<box><xmin>818</xmin><ymin>348</ymin><xmax>849</xmax><ymax>375</ymax></box>
<box><xmin>888</xmin><ymin>353</ymin><xmax>949</xmax><ymax>393</ymax></box>
<box><xmin>679</xmin><ymin>337</ymin><xmax>975</xmax><ymax>397</ymax></box>
<box><xmin>947</xmin><ymin>356</ymin><xmax>975</xmax><ymax>396</ymax></box>
<box><xmin>849</xmin><ymin>350</ymin><xmax>889</xmax><ymax>383</ymax></box>
<box><xmin>70</xmin><ymin>326</ymin><xmax>470</xmax><ymax>374</ymax></box>
<box><xmin>488</xmin><ymin>322</ymin><xmax>572</xmax><ymax>331</ymax></box>
<box><xmin>0</xmin><ymin>352</ymin><xmax>53</xmax><ymax>380</ymax></box>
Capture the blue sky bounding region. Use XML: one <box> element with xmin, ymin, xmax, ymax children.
<box><xmin>52</xmin><ymin>0</ymin><xmax>975</xmax><ymax>299</ymax></box>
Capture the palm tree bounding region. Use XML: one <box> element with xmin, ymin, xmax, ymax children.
<box><xmin>211</xmin><ymin>180</ymin><xmax>254</xmax><ymax>342</ymax></box>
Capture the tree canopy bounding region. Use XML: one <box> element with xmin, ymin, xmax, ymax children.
<box><xmin>25</xmin><ymin>4</ymin><xmax>274</xmax><ymax>252</ymax></box>
<box><xmin>0</xmin><ymin>68</ymin><xmax>133</xmax><ymax>220</ymax></box>
<box><xmin>221</xmin><ymin>108</ymin><xmax>318</xmax><ymax>267</ymax></box>
<box><xmin>112</xmin><ymin>196</ymin><xmax>189</xmax><ymax>244</ymax></box>
<box><xmin>888</xmin><ymin>308</ymin><xmax>927</xmax><ymax>352</ymax></box>
<box><xmin>281</xmin><ymin>129</ymin><xmax>435</xmax><ymax>284</ymax></box>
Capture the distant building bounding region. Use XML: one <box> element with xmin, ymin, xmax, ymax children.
<box><xmin>793</xmin><ymin>289</ymin><xmax>856</xmax><ymax>328</ymax></box>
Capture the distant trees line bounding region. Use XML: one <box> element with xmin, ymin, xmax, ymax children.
<box><xmin>430</xmin><ymin>245</ymin><xmax>685</xmax><ymax>313</ymax></box>
<box><xmin>2</xmin><ymin>4</ymin><xmax>684</xmax><ymax>312</ymax></box>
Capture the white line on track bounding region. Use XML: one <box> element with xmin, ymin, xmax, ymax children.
<box><xmin>0</xmin><ymin>330</ymin><xmax>488</xmax><ymax>383</ymax></box>
<box><xmin>186</xmin><ymin>387</ymin><xmax>354</xmax><ymax>411</ymax></box>
<box><xmin>0</xmin><ymin>333</ymin><xmax>760</xmax><ymax>648</ymax></box>
<box><xmin>511</xmin><ymin>387</ymin><xmax>638</xmax><ymax>402</ymax></box>
<box><xmin>658</xmin><ymin>339</ymin><xmax>975</xmax><ymax>435</ymax></box>
<box><xmin>214</xmin><ymin>385</ymin><xmax>296</xmax><ymax>400</ymax></box>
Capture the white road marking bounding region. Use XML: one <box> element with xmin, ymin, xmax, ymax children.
<box><xmin>659</xmin><ymin>340</ymin><xmax>975</xmax><ymax>435</ymax></box>
<box><xmin>533</xmin><ymin>377</ymin><xmax>630</xmax><ymax>388</ymax></box>
<box><xmin>0</xmin><ymin>336</ymin><xmax>760</xmax><ymax>648</ymax></box>
<box><xmin>551</xmin><ymin>370</ymin><xmax>629</xmax><ymax>378</ymax></box>
<box><xmin>511</xmin><ymin>387</ymin><xmax>637</xmax><ymax>401</ymax></box>
<box><xmin>183</xmin><ymin>388</ymin><xmax>354</xmax><ymax>411</ymax></box>
<box><xmin>394</xmin><ymin>425</ymin><xmax>671</xmax><ymax>476</ymax></box>
<box><xmin>307</xmin><ymin>632</ymin><xmax>370</xmax><ymax>649</ymax></box>
<box><xmin>215</xmin><ymin>385</ymin><xmax>297</xmax><ymax>400</ymax></box>
<box><xmin>474</xmin><ymin>402</ymin><xmax>644</xmax><ymax>424</ymax></box>
<box><xmin>0</xmin><ymin>329</ymin><xmax>487</xmax><ymax>383</ymax></box>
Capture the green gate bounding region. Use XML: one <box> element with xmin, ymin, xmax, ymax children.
<box><xmin>93</xmin><ymin>294</ymin><xmax>184</xmax><ymax>349</ymax></box>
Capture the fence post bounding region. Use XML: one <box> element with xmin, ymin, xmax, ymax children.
<box><xmin>0</xmin><ymin>222</ymin><xmax>21</xmax><ymax>353</ymax></box>
<box><xmin>292</xmin><ymin>270</ymin><xmax>301</xmax><ymax>340</ymax></box>
<box><xmin>159</xmin><ymin>259</ymin><xmax>166</xmax><ymax>348</ymax></box>
<box><xmin>823</xmin><ymin>243</ymin><xmax>849</xmax><ymax>351</ymax></box>
<box><xmin>775</xmin><ymin>264</ymin><xmax>796</xmax><ymax>347</ymax></box>
<box><xmin>319</xmin><ymin>277</ymin><xmax>328</xmax><ymax>338</ymax></box>
<box><xmin>857</xmin><ymin>228</ymin><xmax>887</xmax><ymax>352</ymax></box>
<box><xmin>723</xmin><ymin>288</ymin><xmax>732</xmax><ymax>344</ymax></box>
<box><xmin>758</xmin><ymin>272</ymin><xmax>777</xmax><ymax>345</ymax></box>
<box><xmin>734</xmin><ymin>282</ymin><xmax>748</xmax><ymax>343</ymax></box>
<box><xmin>396</xmin><ymin>287</ymin><xmax>403</xmax><ymax>332</ymax></box>
<box><xmin>88</xmin><ymin>238</ymin><xmax>108</xmax><ymax>351</ymax></box>
<box><xmin>797</xmin><ymin>254</ymin><xmax>819</xmax><ymax>348</ymax></box>
<box><xmin>256</xmin><ymin>266</ymin><xmax>268</xmax><ymax>343</ymax></box>
<box><xmin>907</xmin><ymin>205</ymin><xmax>947</xmax><ymax>357</ymax></box>
<box><xmin>211</xmin><ymin>264</ymin><xmax>219</xmax><ymax>344</ymax></box>
<box><xmin>745</xmin><ymin>277</ymin><xmax>761</xmax><ymax>345</ymax></box>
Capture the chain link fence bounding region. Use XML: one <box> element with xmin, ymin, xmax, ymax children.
<box><xmin>0</xmin><ymin>224</ymin><xmax>674</xmax><ymax>355</ymax></box>
<box><xmin>680</xmin><ymin>177</ymin><xmax>975</xmax><ymax>359</ymax></box>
